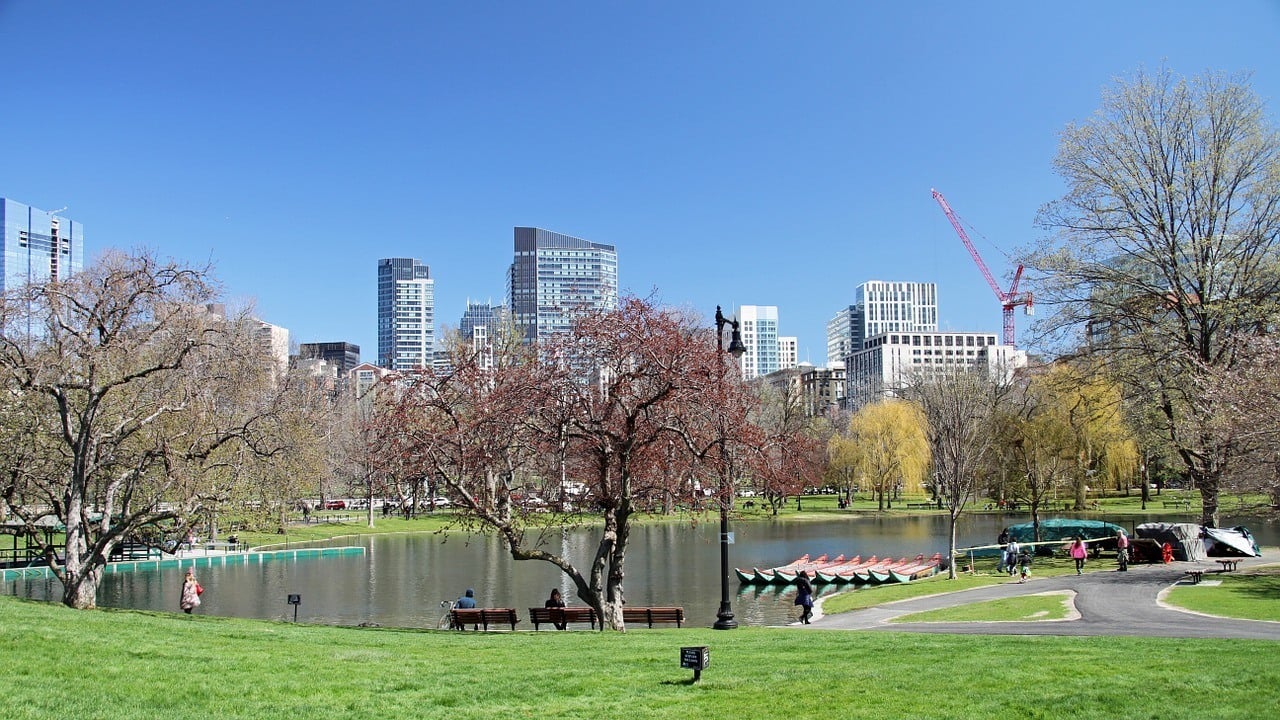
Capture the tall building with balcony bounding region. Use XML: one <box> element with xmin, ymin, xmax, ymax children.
<box><xmin>507</xmin><ymin>227</ymin><xmax>617</xmax><ymax>345</ymax></box>
<box><xmin>735</xmin><ymin>305</ymin><xmax>783</xmax><ymax>380</ymax></box>
<box><xmin>377</xmin><ymin>258</ymin><xmax>434</xmax><ymax>371</ymax></box>
<box><xmin>853</xmin><ymin>281</ymin><xmax>938</xmax><ymax>349</ymax></box>
<box><xmin>1</xmin><ymin>198</ymin><xmax>84</xmax><ymax>292</ymax></box>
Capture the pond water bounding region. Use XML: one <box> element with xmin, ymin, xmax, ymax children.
<box><xmin>5</xmin><ymin>511</ymin><xmax>1275</xmax><ymax>628</ymax></box>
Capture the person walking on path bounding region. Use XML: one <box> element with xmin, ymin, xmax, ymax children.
<box><xmin>180</xmin><ymin>568</ymin><xmax>203</xmax><ymax>614</ymax></box>
<box><xmin>456</xmin><ymin>588</ymin><xmax>477</xmax><ymax>608</ymax></box>
<box><xmin>1116</xmin><ymin>530</ymin><xmax>1130</xmax><ymax>572</ymax></box>
<box><xmin>1069</xmin><ymin>537</ymin><xmax>1088</xmax><ymax>575</ymax></box>
<box><xmin>1004</xmin><ymin>538</ymin><xmax>1020</xmax><ymax>577</ymax></box>
<box><xmin>794</xmin><ymin>575</ymin><xmax>814</xmax><ymax>624</ymax></box>
<box><xmin>545</xmin><ymin>588</ymin><xmax>567</xmax><ymax>630</ymax></box>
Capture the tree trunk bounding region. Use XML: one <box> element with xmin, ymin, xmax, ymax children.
<box><xmin>946</xmin><ymin>512</ymin><xmax>958</xmax><ymax>579</ymax></box>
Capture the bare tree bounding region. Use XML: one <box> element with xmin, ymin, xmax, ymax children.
<box><xmin>0</xmin><ymin>251</ymin><xmax>300</xmax><ymax>608</ymax></box>
<box><xmin>377</xmin><ymin>298</ymin><xmax>753</xmax><ymax>630</ymax></box>
<box><xmin>903</xmin><ymin>368</ymin><xmax>1007</xmax><ymax>579</ymax></box>
<box><xmin>1029</xmin><ymin>66</ymin><xmax>1280</xmax><ymax>527</ymax></box>
<box><xmin>1203</xmin><ymin>334</ymin><xmax>1280</xmax><ymax>513</ymax></box>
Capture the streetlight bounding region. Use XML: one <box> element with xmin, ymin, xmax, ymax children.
<box><xmin>713</xmin><ymin>305</ymin><xmax>746</xmax><ymax>630</ymax></box>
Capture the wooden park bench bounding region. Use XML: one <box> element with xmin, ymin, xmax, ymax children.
<box><xmin>1162</xmin><ymin>500</ymin><xmax>1191</xmax><ymax>510</ymax></box>
<box><xmin>528</xmin><ymin>606</ymin><xmax>599</xmax><ymax>630</ymax></box>
<box><xmin>906</xmin><ymin>502</ymin><xmax>935</xmax><ymax>509</ymax></box>
<box><xmin>450</xmin><ymin>607</ymin><xmax>519</xmax><ymax>631</ymax></box>
<box><xmin>1184</xmin><ymin>568</ymin><xmax>1206</xmax><ymax>584</ymax></box>
<box><xmin>621</xmin><ymin>606</ymin><xmax>685</xmax><ymax>628</ymax></box>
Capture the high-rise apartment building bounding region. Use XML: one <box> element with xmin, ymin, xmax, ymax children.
<box><xmin>1</xmin><ymin>198</ymin><xmax>84</xmax><ymax>292</ymax></box>
<box><xmin>828</xmin><ymin>281</ymin><xmax>938</xmax><ymax>368</ymax></box>
<box><xmin>507</xmin><ymin>227</ymin><xmax>617</xmax><ymax>344</ymax></box>
<box><xmin>779</xmin><ymin>336</ymin><xmax>798</xmax><ymax>370</ymax></box>
<box><xmin>827</xmin><ymin>305</ymin><xmax>862</xmax><ymax>366</ymax></box>
<box><xmin>377</xmin><ymin>258</ymin><xmax>434</xmax><ymax>371</ymax></box>
<box><xmin>854</xmin><ymin>281</ymin><xmax>938</xmax><ymax>349</ymax></box>
<box><xmin>735</xmin><ymin>305</ymin><xmax>782</xmax><ymax>380</ymax></box>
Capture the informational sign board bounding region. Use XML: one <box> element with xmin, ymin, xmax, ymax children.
<box><xmin>680</xmin><ymin>646</ymin><xmax>710</xmax><ymax>681</ymax></box>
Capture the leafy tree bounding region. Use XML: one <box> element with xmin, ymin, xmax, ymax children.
<box><xmin>1030</xmin><ymin>66</ymin><xmax>1280</xmax><ymax>527</ymax></box>
<box><xmin>839</xmin><ymin>400</ymin><xmax>929</xmax><ymax>511</ymax></box>
<box><xmin>0</xmin><ymin>252</ymin><xmax>296</xmax><ymax>609</ymax></box>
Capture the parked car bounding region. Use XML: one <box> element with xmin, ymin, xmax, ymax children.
<box><xmin>323</xmin><ymin>500</ymin><xmax>346</xmax><ymax>510</ymax></box>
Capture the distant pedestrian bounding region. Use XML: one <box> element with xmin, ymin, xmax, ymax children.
<box><xmin>456</xmin><ymin>587</ymin><xmax>477</xmax><ymax>609</ymax></box>
<box><xmin>180</xmin><ymin>568</ymin><xmax>203</xmax><ymax>614</ymax></box>
<box><xmin>1116</xmin><ymin>530</ymin><xmax>1130</xmax><ymax>572</ymax></box>
<box><xmin>794</xmin><ymin>575</ymin><xmax>814</xmax><ymax>624</ymax></box>
<box><xmin>1069</xmin><ymin>537</ymin><xmax>1088</xmax><ymax>575</ymax></box>
<box><xmin>1017</xmin><ymin>550</ymin><xmax>1032</xmax><ymax>583</ymax></box>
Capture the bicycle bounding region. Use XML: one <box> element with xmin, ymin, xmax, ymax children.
<box><xmin>437</xmin><ymin>600</ymin><xmax>457</xmax><ymax>630</ymax></box>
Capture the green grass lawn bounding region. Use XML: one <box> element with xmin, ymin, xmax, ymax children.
<box><xmin>2</xmin><ymin>594</ymin><xmax>1277</xmax><ymax>720</ymax></box>
<box><xmin>1164</xmin><ymin>569</ymin><xmax>1280</xmax><ymax>621</ymax></box>
<box><xmin>891</xmin><ymin>591</ymin><xmax>1074</xmax><ymax>623</ymax></box>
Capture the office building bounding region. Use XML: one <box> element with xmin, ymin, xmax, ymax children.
<box><xmin>507</xmin><ymin>227</ymin><xmax>617</xmax><ymax>344</ymax></box>
<box><xmin>762</xmin><ymin>362</ymin><xmax>846</xmax><ymax>418</ymax></box>
<box><xmin>1</xmin><ymin>198</ymin><xmax>84</xmax><ymax>292</ymax></box>
<box><xmin>298</xmin><ymin>342</ymin><xmax>361</xmax><ymax>376</ymax></box>
<box><xmin>458</xmin><ymin>301</ymin><xmax>509</xmax><ymax>369</ymax></box>
<box><xmin>827</xmin><ymin>305</ymin><xmax>862</xmax><ymax>366</ymax></box>
<box><xmin>844</xmin><ymin>330</ymin><xmax>1026</xmax><ymax>410</ymax></box>
<box><xmin>377</xmin><ymin>258</ymin><xmax>434</xmax><ymax>371</ymax></box>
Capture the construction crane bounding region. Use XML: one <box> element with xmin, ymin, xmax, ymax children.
<box><xmin>931</xmin><ymin>188</ymin><xmax>1032</xmax><ymax>347</ymax></box>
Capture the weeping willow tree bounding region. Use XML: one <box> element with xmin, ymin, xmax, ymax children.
<box><xmin>833</xmin><ymin>399</ymin><xmax>929</xmax><ymax>511</ymax></box>
<box><xmin>1029</xmin><ymin>66</ymin><xmax>1280</xmax><ymax>527</ymax></box>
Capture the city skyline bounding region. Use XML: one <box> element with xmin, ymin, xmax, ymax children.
<box><xmin>3</xmin><ymin>3</ymin><xmax>1278</xmax><ymax>362</ymax></box>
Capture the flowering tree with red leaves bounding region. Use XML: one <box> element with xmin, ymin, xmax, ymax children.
<box><xmin>373</xmin><ymin>297</ymin><xmax>752</xmax><ymax>630</ymax></box>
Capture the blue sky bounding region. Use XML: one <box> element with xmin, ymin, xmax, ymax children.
<box><xmin>3</xmin><ymin>2</ymin><xmax>1279</xmax><ymax>363</ymax></box>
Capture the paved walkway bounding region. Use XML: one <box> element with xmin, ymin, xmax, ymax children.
<box><xmin>806</xmin><ymin>555</ymin><xmax>1280</xmax><ymax>640</ymax></box>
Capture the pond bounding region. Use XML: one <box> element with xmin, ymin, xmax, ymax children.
<box><xmin>5</xmin><ymin>511</ymin><xmax>1275</xmax><ymax>628</ymax></box>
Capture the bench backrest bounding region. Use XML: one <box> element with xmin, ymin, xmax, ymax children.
<box><xmin>451</xmin><ymin>608</ymin><xmax>518</xmax><ymax>629</ymax></box>
<box><xmin>621</xmin><ymin>606</ymin><xmax>685</xmax><ymax>627</ymax></box>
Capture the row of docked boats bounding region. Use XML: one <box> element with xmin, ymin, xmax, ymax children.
<box><xmin>735</xmin><ymin>553</ymin><xmax>942</xmax><ymax>585</ymax></box>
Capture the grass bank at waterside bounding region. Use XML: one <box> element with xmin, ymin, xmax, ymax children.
<box><xmin>2</xmin><ymin>595</ymin><xmax>1276</xmax><ymax>720</ymax></box>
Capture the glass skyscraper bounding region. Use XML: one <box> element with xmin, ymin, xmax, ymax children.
<box><xmin>507</xmin><ymin>227</ymin><xmax>617</xmax><ymax>344</ymax></box>
<box><xmin>1</xmin><ymin>198</ymin><xmax>84</xmax><ymax>292</ymax></box>
<box><xmin>377</xmin><ymin>258</ymin><xmax>434</xmax><ymax>371</ymax></box>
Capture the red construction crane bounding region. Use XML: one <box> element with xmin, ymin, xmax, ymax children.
<box><xmin>931</xmin><ymin>188</ymin><xmax>1032</xmax><ymax>346</ymax></box>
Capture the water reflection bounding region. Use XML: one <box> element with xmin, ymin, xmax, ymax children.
<box><xmin>5</xmin><ymin>513</ymin><xmax>1275</xmax><ymax>628</ymax></box>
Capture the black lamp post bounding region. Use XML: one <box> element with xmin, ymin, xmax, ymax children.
<box><xmin>713</xmin><ymin>305</ymin><xmax>746</xmax><ymax>630</ymax></box>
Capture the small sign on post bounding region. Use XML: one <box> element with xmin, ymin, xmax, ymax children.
<box><xmin>680</xmin><ymin>646</ymin><xmax>710</xmax><ymax>682</ymax></box>
<box><xmin>287</xmin><ymin>593</ymin><xmax>301</xmax><ymax>622</ymax></box>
